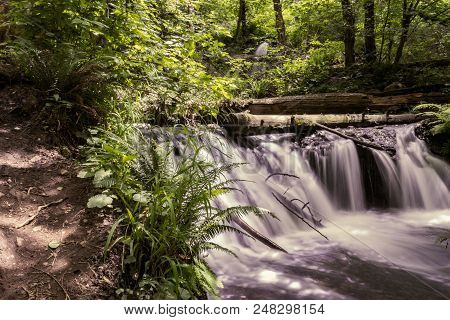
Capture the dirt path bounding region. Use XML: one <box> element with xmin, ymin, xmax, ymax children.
<box><xmin>0</xmin><ymin>86</ymin><xmax>118</xmax><ymax>299</ymax></box>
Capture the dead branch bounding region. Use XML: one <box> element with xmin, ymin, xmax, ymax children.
<box><xmin>233</xmin><ymin>218</ymin><xmax>288</xmax><ymax>253</ymax></box>
<box><xmin>273</xmin><ymin>192</ymin><xmax>329</xmax><ymax>240</ymax></box>
<box><xmin>31</xmin><ymin>267</ymin><xmax>70</xmax><ymax>300</ymax></box>
<box><xmin>15</xmin><ymin>198</ymin><xmax>67</xmax><ymax>229</ymax></box>
<box><xmin>265</xmin><ymin>173</ymin><xmax>301</xmax><ymax>182</ymax></box>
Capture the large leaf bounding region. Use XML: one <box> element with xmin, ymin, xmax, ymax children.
<box><xmin>87</xmin><ymin>194</ymin><xmax>114</xmax><ymax>208</ymax></box>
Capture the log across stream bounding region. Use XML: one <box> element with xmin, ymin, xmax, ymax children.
<box><xmin>242</xmin><ymin>91</ymin><xmax>449</xmax><ymax>115</ymax></box>
<box><xmin>223</xmin><ymin>90</ymin><xmax>448</xmax><ymax>149</ymax></box>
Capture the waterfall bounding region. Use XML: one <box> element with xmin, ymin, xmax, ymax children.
<box><xmin>395</xmin><ymin>125</ymin><xmax>450</xmax><ymax>209</ymax></box>
<box><xmin>371</xmin><ymin>149</ymin><xmax>402</xmax><ymax>207</ymax></box>
<box><xmin>302</xmin><ymin>138</ymin><xmax>365</xmax><ymax>211</ymax></box>
<box><xmin>141</xmin><ymin>124</ymin><xmax>450</xmax><ymax>299</ymax></box>
<box><xmin>255</xmin><ymin>42</ymin><xmax>269</xmax><ymax>56</ymax></box>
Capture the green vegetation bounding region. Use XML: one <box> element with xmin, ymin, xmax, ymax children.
<box><xmin>414</xmin><ymin>104</ymin><xmax>450</xmax><ymax>156</ymax></box>
<box><xmin>1</xmin><ymin>1</ymin><xmax>448</xmax><ymax>124</ymax></box>
<box><xmin>78</xmin><ymin>121</ymin><xmax>275</xmax><ymax>299</ymax></box>
<box><xmin>0</xmin><ymin>0</ymin><xmax>448</xmax><ymax>299</ymax></box>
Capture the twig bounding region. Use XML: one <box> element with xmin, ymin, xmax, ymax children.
<box><xmin>31</xmin><ymin>267</ymin><xmax>70</xmax><ymax>300</ymax></box>
<box><xmin>15</xmin><ymin>198</ymin><xmax>67</xmax><ymax>229</ymax></box>
<box><xmin>265</xmin><ymin>173</ymin><xmax>301</xmax><ymax>182</ymax></box>
<box><xmin>26</xmin><ymin>187</ymin><xmax>49</xmax><ymax>197</ymax></box>
<box><xmin>291</xmin><ymin>198</ymin><xmax>322</xmax><ymax>224</ymax></box>
<box><xmin>273</xmin><ymin>193</ymin><xmax>329</xmax><ymax>240</ymax></box>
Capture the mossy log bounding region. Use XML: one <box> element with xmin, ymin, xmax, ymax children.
<box><xmin>229</xmin><ymin>112</ymin><xmax>424</xmax><ymax>128</ymax></box>
<box><xmin>247</xmin><ymin>93</ymin><xmax>371</xmax><ymax>115</ymax></box>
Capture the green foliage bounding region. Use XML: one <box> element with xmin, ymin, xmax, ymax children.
<box><xmin>414</xmin><ymin>104</ymin><xmax>450</xmax><ymax>155</ymax></box>
<box><xmin>3</xmin><ymin>40</ymin><xmax>114</xmax><ymax>140</ymax></box>
<box><xmin>79</xmin><ymin>119</ymin><xmax>274</xmax><ymax>299</ymax></box>
<box><xmin>280</xmin><ymin>41</ymin><xmax>344</xmax><ymax>94</ymax></box>
<box><xmin>286</xmin><ymin>0</ymin><xmax>342</xmax><ymax>48</ymax></box>
<box><xmin>414</xmin><ymin>104</ymin><xmax>450</xmax><ymax>135</ymax></box>
<box><xmin>231</xmin><ymin>41</ymin><xmax>344</xmax><ymax>97</ymax></box>
<box><xmin>4</xmin><ymin>0</ymin><xmax>238</xmax><ymax>125</ymax></box>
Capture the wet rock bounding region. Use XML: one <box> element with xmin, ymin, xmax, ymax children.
<box><xmin>16</xmin><ymin>237</ymin><xmax>24</xmax><ymax>247</ymax></box>
<box><xmin>301</xmin><ymin>125</ymin><xmax>399</xmax><ymax>152</ymax></box>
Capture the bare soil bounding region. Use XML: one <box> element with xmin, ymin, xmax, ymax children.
<box><xmin>0</xmin><ymin>86</ymin><xmax>119</xmax><ymax>299</ymax></box>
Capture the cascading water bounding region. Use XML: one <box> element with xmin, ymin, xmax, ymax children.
<box><xmin>302</xmin><ymin>134</ymin><xmax>365</xmax><ymax>211</ymax></box>
<box><xmin>141</xmin><ymin>123</ymin><xmax>450</xmax><ymax>299</ymax></box>
<box><xmin>395</xmin><ymin>126</ymin><xmax>450</xmax><ymax>209</ymax></box>
<box><xmin>198</xmin><ymin>124</ymin><xmax>450</xmax><ymax>299</ymax></box>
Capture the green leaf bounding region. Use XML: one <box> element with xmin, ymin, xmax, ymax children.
<box><xmin>94</xmin><ymin>169</ymin><xmax>112</xmax><ymax>182</ymax></box>
<box><xmin>77</xmin><ymin>170</ymin><xmax>92</xmax><ymax>178</ymax></box>
<box><xmin>48</xmin><ymin>240</ymin><xmax>60</xmax><ymax>249</ymax></box>
<box><xmin>87</xmin><ymin>194</ymin><xmax>114</xmax><ymax>208</ymax></box>
<box><xmin>133</xmin><ymin>192</ymin><xmax>150</xmax><ymax>204</ymax></box>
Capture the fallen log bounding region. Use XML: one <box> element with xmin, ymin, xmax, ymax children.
<box><xmin>245</xmin><ymin>92</ymin><xmax>449</xmax><ymax>115</ymax></box>
<box><xmin>247</xmin><ymin>93</ymin><xmax>371</xmax><ymax>115</ymax></box>
<box><xmin>229</xmin><ymin>112</ymin><xmax>424</xmax><ymax>128</ymax></box>
<box><xmin>370</xmin><ymin>92</ymin><xmax>449</xmax><ymax>110</ymax></box>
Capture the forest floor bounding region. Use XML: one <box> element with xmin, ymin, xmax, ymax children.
<box><xmin>0</xmin><ymin>86</ymin><xmax>119</xmax><ymax>299</ymax></box>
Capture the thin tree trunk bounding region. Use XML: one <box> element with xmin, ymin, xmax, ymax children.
<box><xmin>394</xmin><ymin>0</ymin><xmax>420</xmax><ymax>64</ymax></box>
<box><xmin>378</xmin><ymin>0</ymin><xmax>392</xmax><ymax>62</ymax></box>
<box><xmin>0</xmin><ymin>0</ymin><xmax>10</xmax><ymax>43</ymax></box>
<box><xmin>341</xmin><ymin>0</ymin><xmax>356</xmax><ymax>67</ymax></box>
<box><xmin>364</xmin><ymin>0</ymin><xmax>377</xmax><ymax>63</ymax></box>
<box><xmin>272</xmin><ymin>0</ymin><xmax>287</xmax><ymax>45</ymax></box>
<box><xmin>235</xmin><ymin>0</ymin><xmax>247</xmax><ymax>43</ymax></box>
<box><xmin>387</xmin><ymin>37</ymin><xmax>393</xmax><ymax>62</ymax></box>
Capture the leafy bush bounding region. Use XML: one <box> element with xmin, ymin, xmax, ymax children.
<box><xmin>414</xmin><ymin>104</ymin><xmax>450</xmax><ymax>155</ymax></box>
<box><xmin>79</xmin><ymin>122</ymin><xmax>274</xmax><ymax>299</ymax></box>
<box><xmin>280</xmin><ymin>41</ymin><xmax>343</xmax><ymax>94</ymax></box>
<box><xmin>5</xmin><ymin>40</ymin><xmax>114</xmax><ymax>140</ymax></box>
<box><xmin>233</xmin><ymin>41</ymin><xmax>344</xmax><ymax>98</ymax></box>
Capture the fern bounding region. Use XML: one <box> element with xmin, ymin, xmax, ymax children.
<box><xmin>80</xmin><ymin>125</ymin><xmax>279</xmax><ymax>299</ymax></box>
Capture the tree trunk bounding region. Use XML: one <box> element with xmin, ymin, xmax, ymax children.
<box><xmin>364</xmin><ymin>0</ymin><xmax>377</xmax><ymax>63</ymax></box>
<box><xmin>272</xmin><ymin>0</ymin><xmax>287</xmax><ymax>45</ymax></box>
<box><xmin>235</xmin><ymin>0</ymin><xmax>247</xmax><ymax>43</ymax></box>
<box><xmin>341</xmin><ymin>0</ymin><xmax>356</xmax><ymax>67</ymax></box>
<box><xmin>394</xmin><ymin>0</ymin><xmax>420</xmax><ymax>64</ymax></box>
<box><xmin>0</xmin><ymin>1</ymin><xmax>10</xmax><ymax>43</ymax></box>
<box><xmin>378</xmin><ymin>0</ymin><xmax>392</xmax><ymax>62</ymax></box>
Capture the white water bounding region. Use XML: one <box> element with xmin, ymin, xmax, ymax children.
<box><xmin>255</xmin><ymin>42</ymin><xmax>269</xmax><ymax>56</ymax></box>
<box><xmin>201</xmin><ymin>124</ymin><xmax>450</xmax><ymax>299</ymax></box>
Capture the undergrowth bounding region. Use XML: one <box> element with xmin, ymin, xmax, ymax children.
<box><xmin>414</xmin><ymin>104</ymin><xmax>450</xmax><ymax>156</ymax></box>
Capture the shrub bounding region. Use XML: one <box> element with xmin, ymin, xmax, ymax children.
<box><xmin>5</xmin><ymin>40</ymin><xmax>114</xmax><ymax>141</ymax></box>
<box><xmin>414</xmin><ymin>104</ymin><xmax>450</xmax><ymax>155</ymax></box>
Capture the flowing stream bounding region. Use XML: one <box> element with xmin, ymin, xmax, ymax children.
<box><xmin>199</xmin><ymin>124</ymin><xmax>450</xmax><ymax>299</ymax></box>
